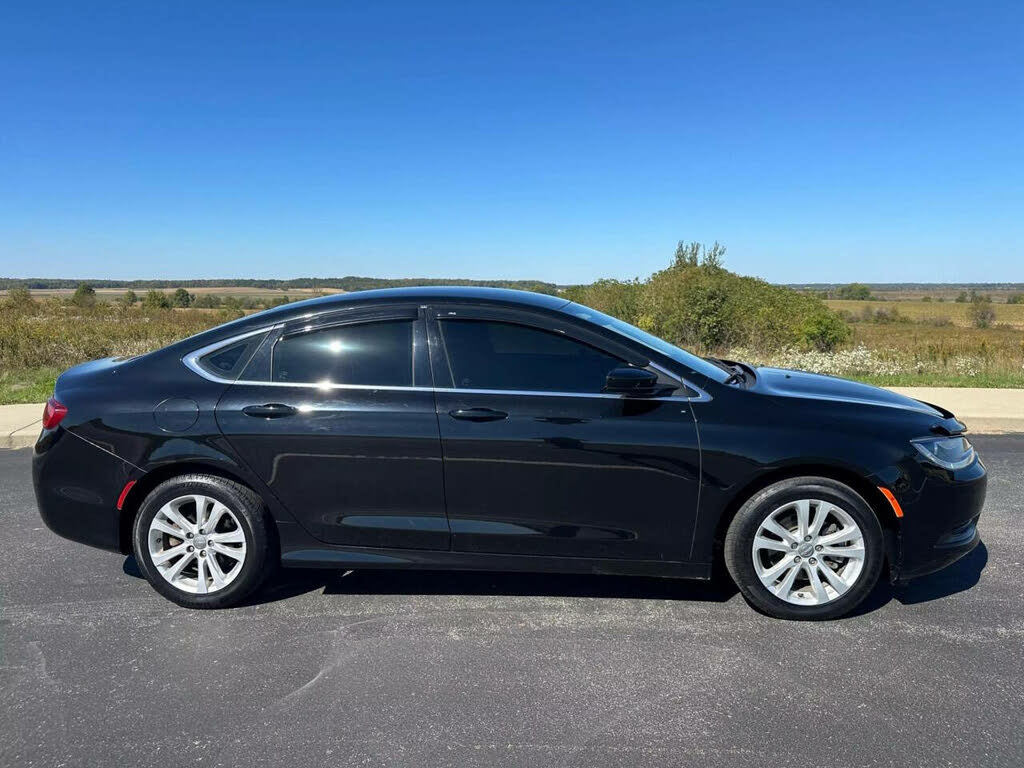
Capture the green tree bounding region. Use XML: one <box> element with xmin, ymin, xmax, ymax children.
<box><xmin>72</xmin><ymin>283</ymin><xmax>96</xmax><ymax>307</ymax></box>
<box><xmin>1006</xmin><ymin>293</ymin><xmax>1024</xmax><ymax>305</ymax></box>
<box><xmin>672</xmin><ymin>240</ymin><xmax>726</xmax><ymax>270</ymax></box>
<box><xmin>673</xmin><ymin>241</ymin><xmax>701</xmax><ymax>268</ymax></box>
<box><xmin>836</xmin><ymin>283</ymin><xmax>872</xmax><ymax>300</ymax></box>
<box><xmin>119</xmin><ymin>289</ymin><xmax>138</xmax><ymax>306</ymax></box>
<box><xmin>143</xmin><ymin>290</ymin><xmax>171</xmax><ymax>309</ymax></box>
<box><xmin>172</xmin><ymin>288</ymin><xmax>194</xmax><ymax>308</ymax></box>
<box><xmin>700</xmin><ymin>241</ymin><xmax>726</xmax><ymax>269</ymax></box>
<box><xmin>954</xmin><ymin>291</ymin><xmax>969</xmax><ymax>303</ymax></box>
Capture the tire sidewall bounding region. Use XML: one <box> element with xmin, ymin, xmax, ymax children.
<box><xmin>132</xmin><ymin>476</ymin><xmax>268</xmax><ymax>608</ymax></box>
<box><xmin>726</xmin><ymin>479</ymin><xmax>884</xmax><ymax>620</ymax></box>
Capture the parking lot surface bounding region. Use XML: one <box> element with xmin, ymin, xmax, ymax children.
<box><xmin>2</xmin><ymin>437</ymin><xmax>1022</xmax><ymax>767</ymax></box>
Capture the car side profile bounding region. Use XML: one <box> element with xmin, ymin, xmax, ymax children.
<box><xmin>32</xmin><ymin>287</ymin><xmax>987</xmax><ymax>620</ymax></box>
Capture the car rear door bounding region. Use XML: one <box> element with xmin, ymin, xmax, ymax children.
<box><xmin>427</xmin><ymin>304</ymin><xmax>701</xmax><ymax>563</ymax></box>
<box><xmin>214</xmin><ymin>305</ymin><xmax>449</xmax><ymax>550</ymax></box>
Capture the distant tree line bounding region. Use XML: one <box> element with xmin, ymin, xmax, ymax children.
<box><xmin>789</xmin><ymin>281</ymin><xmax>1024</xmax><ymax>293</ymax></box>
<box><xmin>0</xmin><ymin>276</ymin><xmax>561</xmax><ymax>293</ymax></box>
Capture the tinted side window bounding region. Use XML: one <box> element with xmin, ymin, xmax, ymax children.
<box><xmin>439</xmin><ymin>320</ymin><xmax>623</xmax><ymax>393</ymax></box>
<box><xmin>272</xmin><ymin>320</ymin><xmax>414</xmax><ymax>386</ymax></box>
<box><xmin>197</xmin><ymin>333</ymin><xmax>266</xmax><ymax>380</ymax></box>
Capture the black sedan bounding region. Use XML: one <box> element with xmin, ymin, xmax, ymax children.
<box><xmin>32</xmin><ymin>287</ymin><xmax>986</xmax><ymax>619</ymax></box>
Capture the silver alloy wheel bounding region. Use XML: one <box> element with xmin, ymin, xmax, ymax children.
<box><xmin>751</xmin><ymin>498</ymin><xmax>866</xmax><ymax>606</ymax></box>
<box><xmin>147</xmin><ymin>494</ymin><xmax>247</xmax><ymax>595</ymax></box>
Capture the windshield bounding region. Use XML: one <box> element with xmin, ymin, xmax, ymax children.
<box><xmin>563</xmin><ymin>303</ymin><xmax>731</xmax><ymax>384</ymax></box>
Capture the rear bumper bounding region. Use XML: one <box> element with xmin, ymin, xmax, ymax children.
<box><xmin>32</xmin><ymin>428</ymin><xmax>134</xmax><ymax>553</ymax></box>
<box><xmin>891</xmin><ymin>457</ymin><xmax>987</xmax><ymax>583</ymax></box>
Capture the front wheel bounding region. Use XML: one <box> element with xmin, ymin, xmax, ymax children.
<box><xmin>724</xmin><ymin>476</ymin><xmax>884</xmax><ymax>620</ymax></box>
<box><xmin>132</xmin><ymin>474</ymin><xmax>273</xmax><ymax>609</ymax></box>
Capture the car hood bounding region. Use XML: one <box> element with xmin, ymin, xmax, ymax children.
<box><xmin>752</xmin><ymin>366</ymin><xmax>945</xmax><ymax>417</ymax></box>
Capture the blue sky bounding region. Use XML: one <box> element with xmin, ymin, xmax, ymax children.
<box><xmin>1</xmin><ymin>1</ymin><xmax>1021</xmax><ymax>284</ymax></box>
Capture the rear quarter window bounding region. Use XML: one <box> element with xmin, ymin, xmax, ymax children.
<box><xmin>195</xmin><ymin>333</ymin><xmax>267</xmax><ymax>380</ymax></box>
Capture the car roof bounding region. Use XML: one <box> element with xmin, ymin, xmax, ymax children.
<box><xmin>246</xmin><ymin>286</ymin><xmax>570</xmax><ymax>324</ymax></box>
<box><xmin>161</xmin><ymin>286</ymin><xmax>573</xmax><ymax>355</ymax></box>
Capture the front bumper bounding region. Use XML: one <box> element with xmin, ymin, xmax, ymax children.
<box><xmin>890</xmin><ymin>455</ymin><xmax>987</xmax><ymax>583</ymax></box>
<box><xmin>32</xmin><ymin>428</ymin><xmax>134</xmax><ymax>553</ymax></box>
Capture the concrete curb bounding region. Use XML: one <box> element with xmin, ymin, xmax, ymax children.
<box><xmin>1</xmin><ymin>403</ymin><xmax>43</xmax><ymax>450</ymax></box>
<box><xmin>887</xmin><ymin>387</ymin><xmax>1024</xmax><ymax>435</ymax></box>
<box><xmin>2</xmin><ymin>387</ymin><xmax>1022</xmax><ymax>449</ymax></box>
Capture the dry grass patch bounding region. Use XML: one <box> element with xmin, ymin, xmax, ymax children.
<box><xmin>825</xmin><ymin>299</ymin><xmax>1024</xmax><ymax>329</ymax></box>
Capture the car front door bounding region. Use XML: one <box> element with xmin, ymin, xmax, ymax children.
<box><xmin>215</xmin><ymin>306</ymin><xmax>449</xmax><ymax>550</ymax></box>
<box><xmin>427</xmin><ymin>305</ymin><xmax>701</xmax><ymax>563</ymax></box>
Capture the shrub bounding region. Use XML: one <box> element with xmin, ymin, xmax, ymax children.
<box><xmin>1007</xmin><ymin>293</ymin><xmax>1024</xmax><ymax>305</ymax></box>
<box><xmin>192</xmin><ymin>294</ymin><xmax>223</xmax><ymax>308</ymax></box>
<box><xmin>870</xmin><ymin>306</ymin><xmax>905</xmax><ymax>324</ymax></box>
<box><xmin>637</xmin><ymin>248</ymin><xmax>849</xmax><ymax>353</ymax></box>
<box><xmin>799</xmin><ymin>312</ymin><xmax>852</xmax><ymax>352</ymax></box>
<box><xmin>172</xmin><ymin>288</ymin><xmax>194</xmax><ymax>308</ymax></box>
<box><xmin>835</xmin><ymin>283</ymin><xmax>873</xmax><ymax>300</ymax></box>
<box><xmin>143</xmin><ymin>290</ymin><xmax>171</xmax><ymax>309</ymax></box>
<box><xmin>72</xmin><ymin>283</ymin><xmax>96</xmax><ymax>307</ymax></box>
<box><xmin>969</xmin><ymin>297</ymin><xmax>996</xmax><ymax>328</ymax></box>
<box><xmin>0</xmin><ymin>301</ymin><xmax>229</xmax><ymax>370</ymax></box>
<box><xmin>562</xmin><ymin>279</ymin><xmax>642</xmax><ymax>324</ymax></box>
<box><xmin>4</xmin><ymin>286</ymin><xmax>34</xmax><ymax>308</ymax></box>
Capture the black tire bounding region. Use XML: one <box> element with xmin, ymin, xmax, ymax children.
<box><xmin>132</xmin><ymin>474</ymin><xmax>274</xmax><ymax>609</ymax></box>
<box><xmin>724</xmin><ymin>476</ymin><xmax>884</xmax><ymax>620</ymax></box>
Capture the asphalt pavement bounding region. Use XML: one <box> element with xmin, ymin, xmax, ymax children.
<box><xmin>1</xmin><ymin>438</ymin><xmax>1022</xmax><ymax>767</ymax></box>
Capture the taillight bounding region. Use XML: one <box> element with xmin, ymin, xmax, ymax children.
<box><xmin>42</xmin><ymin>397</ymin><xmax>68</xmax><ymax>430</ymax></box>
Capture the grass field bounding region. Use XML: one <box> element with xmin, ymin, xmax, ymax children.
<box><xmin>730</xmin><ymin>323</ymin><xmax>1024</xmax><ymax>388</ymax></box>
<box><xmin>0</xmin><ymin>302</ymin><xmax>235</xmax><ymax>403</ymax></box>
<box><xmin>1</xmin><ymin>290</ymin><xmax>1022</xmax><ymax>405</ymax></box>
<box><xmin>826</xmin><ymin>299</ymin><xmax>1024</xmax><ymax>329</ymax></box>
<box><xmin>0</xmin><ymin>286</ymin><xmax>345</xmax><ymax>301</ymax></box>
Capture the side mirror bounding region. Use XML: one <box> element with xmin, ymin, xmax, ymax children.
<box><xmin>604</xmin><ymin>366</ymin><xmax>660</xmax><ymax>395</ymax></box>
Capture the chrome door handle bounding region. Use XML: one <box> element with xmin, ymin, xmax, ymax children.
<box><xmin>242</xmin><ymin>403</ymin><xmax>298</xmax><ymax>419</ymax></box>
<box><xmin>448</xmin><ymin>408</ymin><xmax>508</xmax><ymax>422</ymax></box>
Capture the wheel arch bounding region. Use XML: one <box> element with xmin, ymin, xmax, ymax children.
<box><xmin>710</xmin><ymin>463</ymin><xmax>900</xmax><ymax>570</ymax></box>
<box><xmin>117</xmin><ymin>460</ymin><xmax>279</xmax><ymax>554</ymax></box>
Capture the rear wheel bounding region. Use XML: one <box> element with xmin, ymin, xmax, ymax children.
<box><xmin>132</xmin><ymin>474</ymin><xmax>273</xmax><ymax>608</ymax></box>
<box><xmin>724</xmin><ymin>476</ymin><xmax>884</xmax><ymax>620</ymax></box>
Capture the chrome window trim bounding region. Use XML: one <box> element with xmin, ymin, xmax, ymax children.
<box><xmin>444</xmin><ymin>387</ymin><xmax>694</xmax><ymax>401</ymax></box>
<box><xmin>684</xmin><ymin>384</ymin><xmax>713</xmax><ymax>403</ymax></box>
<box><xmin>181</xmin><ymin>325</ymin><xmax>283</xmax><ymax>384</ymax></box>
<box><xmin>183</xmin><ymin>324</ymin><xmax>713</xmax><ymax>403</ymax></box>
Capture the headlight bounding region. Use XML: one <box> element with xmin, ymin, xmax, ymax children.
<box><xmin>912</xmin><ymin>436</ymin><xmax>976</xmax><ymax>470</ymax></box>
